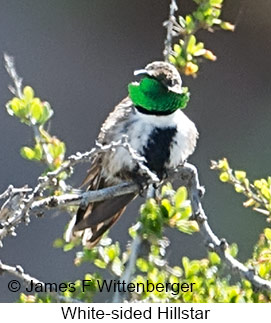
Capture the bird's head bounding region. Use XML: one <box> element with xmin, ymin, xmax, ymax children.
<box><xmin>128</xmin><ymin>61</ymin><xmax>190</xmax><ymax>115</ymax></box>
<box><xmin>134</xmin><ymin>61</ymin><xmax>183</xmax><ymax>94</ymax></box>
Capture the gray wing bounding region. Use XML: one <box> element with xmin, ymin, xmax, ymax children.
<box><xmin>69</xmin><ymin>97</ymin><xmax>137</xmax><ymax>248</ymax></box>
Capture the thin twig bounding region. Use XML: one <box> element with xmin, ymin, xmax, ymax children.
<box><xmin>182</xmin><ymin>162</ymin><xmax>271</xmax><ymax>293</ymax></box>
<box><xmin>112</xmin><ymin>233</ymin><xmax>142</xmax><ymax>303</ymax></box>
<box><xmin>4</xmin><ymin>53</ymin><xmax>54</xmax><ymax>166</ymax></box>
<box><xmin>4</xmin><ymin>53</ymin><xmax>23</xmax><ymax>98</ymax></box>
<box><xmin>163</xmin><ymin>0</ymin><xmax>178</xmax><ymax>62</ymax></box>
<box><xmin>0</xmin><ymin>136</ymin><xmax>159</xmax><ymax>245</ymax></box>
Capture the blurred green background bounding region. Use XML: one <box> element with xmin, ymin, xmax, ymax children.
<box><xmin>0</xmin><ymin>0</ymin><xmax>270</xmax><ymax>302</ymax></box>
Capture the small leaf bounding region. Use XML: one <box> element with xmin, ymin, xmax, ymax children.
<box><xmin>94</xmin><ymin>259</ymin><xmax>107</xmax><ymax>269</ymax></box>
<box><xmin>258</xmin><ymin>263</ymin><xmax>268</xmax><ymax>278</ymax></box>
<box><xmin>177</xmin><ymin>219</ymin><xmax>199</xmax><ymax>234</ymax></box>
<box><xmin>34</xmin><ymin>143</ymin><xmax>43</xmax><ymax>160</ymax></box>
<box><xmin>187</xmin><ymin>35</ymin><xmax>197</xmax><ymax>54</ymax></box>
<box><xmin>185</xmin><ymin>15</ymin><xmax>196</xmax><ymax>33</ymax></box>
<box><xmin>6</xmin><ymin>98</ymin><xmax>21</xmax><ymax>116</ymax></box>
<box><xmin>217</xmin><ymin>158</ymin><xmax>229</xmax><ymax>170</ymax></box>
<box><xmin>175</xmin><ymin>187</ymin><xmax>187</xmax><ymax>208</ymax></box>
<box><xmin>106</xmin><ymin>246</ymin><xmax>117</xmax><ymax>261</ymax></box>
<box><xmin>30</xmin><ymin>103</ymin><xmax>43</xmax><ymax>123</ymax></box>
<box><xmin>254</xmin><ymin>180</ymin><xmax>262</xmax><ymax>189</ymax></box>
<box><xmin>20</xmin><ymin>146</ymin><xmax>36</xmax><ymax>160</ymax></box>
<box><xmin>243</xmin><ymin>198</ymin><xmax>256</xmax><ymax>208</ymax></box>
<box><xmin>264</xmin><ymin>228</ymin><xmax>271</xmax><ymax>241</ymax></box>
<box><xmin>209</xmin><ymin>252</ymin><xmax>221</xmax><ymax>265</ymax></box>
<box><xmin>210</xmin><ymin>0</ymin><xmax>223</xmax><ymax>5</ymax></box>
<box><xmin>173</xmin><ymin>44</ymin><xmax>182</xmax><ymax>55</ymax></box>
<box><xmin>23</xmin><ymin>86</ymin><xmax>34</xmax><ymax>101</ymax></box>
<box><xmin>234</xmin><ymin>170</ymin><xmax>247</xmax><ymax>181</ymax></box>
<box><xmin>136</xmin><ymin>258</ymin><xmax>149</xmax><ymax>272</ymax></box>
<box><xmin>40</xmin><ymin>102</ymin><xmax>53</xmax><ymax>124</ymax></box>
<box><xmin>219</xmin><ymin>172</ymin><xmax>230</xmax><ymax>182</ymax></box>
<box><xmin>234</xmin><ymin>184</ymin><xmax>245</xmax><ymax>193</ymax></box>
<box><xmin>261</xmin><ymin>186</ymin><xmax>271</xmax><ymax>199</ymax></box>
<box><xmin>229</xmin><ymin>243</ymin><xmax>238</xmax><ymax>258</ymax></box>
<box><xmin>203</xmin><ymin>50</ymin><xmax>217</xmax><ymax>61</ymax></box>
<box><xmin>63</xmin><ymin>242</ymin><xmax>75</xmax><ymax>252</ymax></box>
<box><xmin>53</xmin><ymin>238</ymin><xmax>65</xmax><ymax>248</ymax></box>
<box><xmin>220</xmin><ymin>21</ymin><xmax>235</xmax><ymax>32</ymax></box>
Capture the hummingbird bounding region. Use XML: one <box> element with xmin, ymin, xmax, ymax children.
<box><xmin>66</xmin><ymin>61</ymin><xmax>198</xmax><ymax>248</ymax></box>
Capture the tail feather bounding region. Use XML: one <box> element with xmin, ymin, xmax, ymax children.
<box><xmin>74</xmin><ymin>193</ymin><xmax>135</xmax><ymax>230</ymax></box>
<box><xmin>82</xmin><ymin>207</ymin><xmax>127</xmax><ymax>248</ymax></box>
<box><xmin>72</xmin><ymin>193</ymin><xmax>136</xmax><ymax>248</ymax></box>
<box><xmin>67</xmin><ymin>186</ymin><xmax>136</xmax><ymax>248</ymax></box>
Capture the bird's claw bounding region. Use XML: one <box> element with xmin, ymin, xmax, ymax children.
<box><xmin>198</xmin><ymin>186</ymin><xmax>205</xmax><ymax>198</ymax></box>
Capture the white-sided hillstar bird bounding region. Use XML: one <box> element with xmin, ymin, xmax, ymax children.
<box><xmin>66</xmin><ymin>61</ymin><xmax>198</xmax><ymax>248</ymax></box>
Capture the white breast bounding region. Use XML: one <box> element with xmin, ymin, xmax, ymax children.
<box><xmin>102</xmin><ymin>109</ymin><xmax>198</xmax><ymax>181</ymax></box>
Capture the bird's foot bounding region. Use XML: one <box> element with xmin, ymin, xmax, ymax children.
<box><xmin>134</xmin><ymin>176</ymin><xmax>149</xmax><ymax>196</ymax></box>
<box><xmin>198</xmin><ymin>186</ymin><xmax>205</xmax><ymax>198</ymax></box>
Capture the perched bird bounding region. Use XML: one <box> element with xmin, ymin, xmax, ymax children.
<box><xmin>66</xmin><ymin>61</ymin><xmax>198</xmax><ymax>248</ymax></box>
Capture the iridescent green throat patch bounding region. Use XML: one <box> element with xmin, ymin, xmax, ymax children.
<box><xmin>128</xmin><ymin>77</ymin><xmax>190</xmax><ymax>113</ymax></box>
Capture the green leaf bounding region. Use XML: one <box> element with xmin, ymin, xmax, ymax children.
<box><xmin>63</xmin><ymin>242</ymin><xmax>75</xmax><ymax>252</ymax></box>
<box><xmin>33</xmin><ymin>143</ymin><xmax>43</xmax><ymax>160</ymax></box>
<box><xmin>30</xmin><ymin>102</ymin><xmax>43</xmax><ymax>123</ymax></box>
<box><xmin>219</xmin><ymin>172</ymin><xmax>230</xmax><ymax>182</ymax></box>
<box><xmin>234</xmin><ymin>184</ymin><xmax>245</xmax><ymax>193</ymax></box>
<box><xmin>234</xmin><ymin>170</ymin><xmax>247</xmax><ymax>181</ymax></box>
<box><xmin>185</xmin><ymin>15</ymin><xmax>196</xmax><ymax>33</ymax></box>
<box><xmin>173</xmin><ymin>44</ymin><xmax>182</xmax><ymax>55</ymax></box>
<box><xmin>20</xmin><ymin>146</ymin><xmax>36</xmax><ymax>160</ymax></box>
<box><xmin>177</xmin><ymin>220</ymin><xmax>199</xmax><ymax>234</ymax></box>
<box><xmin>6</xmin><ymin>98</ymin><xmax>21</xmax><ymax>116</ymax></box>
<box><xmin>254</xmin><ymin>180</ymin><xmax>262</xmax><ymax>189</ymax></box>
<box><xmin>264</xmin><ymin>228</ymin><xmax>271</xmax><ymax>241</ymax></box>
<box><xmin>220</xmin><ymin>21</ymin><xmax>235</xmax><ymax>31</ymax></box>
<box><xmin>261</xmin><ymin>186</ymin><xmax>271</xmax><ymax>199</ymax></box>
<box><xmin>53</xmin><ymin>238</ymin><xmax>65</xmax><ymax>248</ymax></box>
<box><xmin>136</xmin><ymin>258</ymin><xmax>149</xmax><ymax>272</ymax></box>
<box><xmin>161</xmin><ymin>198</ymin><xmax>172</xmax><ymax>216</ymax></box>
<box><xmin>106</xmin><ymin>246</ymin><xmax>117</xmax><ymax>261</ymax></box>
<box><xmin>94</xmin><ymin>259</ymin><xmax>107</xmax><ymax>269</ymax></box>
<box><xmin>210</xmin><ymin>0</ymin><xmax>223</xmax><ymax>5</ymax></box>
<box><xmin>229</xmin><ymin>243</ymin><xmax>238</xmax><ymax>258</ymax></box>
<box><xmin>175</xmin><ymin>187</ymin><xmax>187</xmax><ymax>208</ymax></box>
<box><xmin>23</xmin><ymin>86</ymin><xmax>34</xmax><ymax>101</ymax></box>
<box><xmin>128</xmin><ymin>224</ymin><xmax>138</xmax><ymax>239</ymax></box>
<box><xmin>40</xmin><ymin>102</ymin><xmax>53</xmax><ymax>124</ymax></box>
<box><xmin>209</xmin><ymin>252</ymin><xmax>221</xmax><ymax>265</ymax></box>
<box><xmin>187</xmin><ymin>35</ymin><xmax>196</xmax><ymax>54</ymax></box>
<box><xmin>258</xmin><ymin>263</ymin><xmax>268</xmax><ymax>278</ymax></box>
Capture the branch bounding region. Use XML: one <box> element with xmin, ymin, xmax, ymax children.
<box><xmin>0</xmin><ymin>136</ymin><xmax>159</xmax><ymax>245</ymax></box>
<box><xmin>1</xmin><ymin>141</ymin><xmax>270</xmax><ymax>294</ymax></box>
<box><xmin>4</xmin><ymin>53</ymin><xmax>23</xmax><ymax>98</ymax></box>
<box><xmin>0</xmin><ymin>260</ymin><xmax>81</xmax><ymax>303</ymax></box>
<box><xmin>181</xmin><ymin>162</ymin><xmax>271</xmax><ymax>293</ymax></box>
<box><xmin>0</xmin><ymin>261</ymin><xmax>44</xmax><ymax>287</ymax></box>
<box><xmin>31</xmin><ymin>182</ymin><xmax>139</xmax><ymax>211</ymax></box>
<box><xmin>112</xmin><ymin>233</ymin><xmax>142</xmax><ymax>303</ymax></box>
<box><xmin>163</xmin><ymin>0</ymin><xmax>178</xmax><ymax>62</ymax></box>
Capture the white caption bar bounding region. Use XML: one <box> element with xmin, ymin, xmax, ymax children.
<box><xmin>0</xmin><ymin>303</ymin><xmax>270</xmax><ymax>322</ymax></box>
